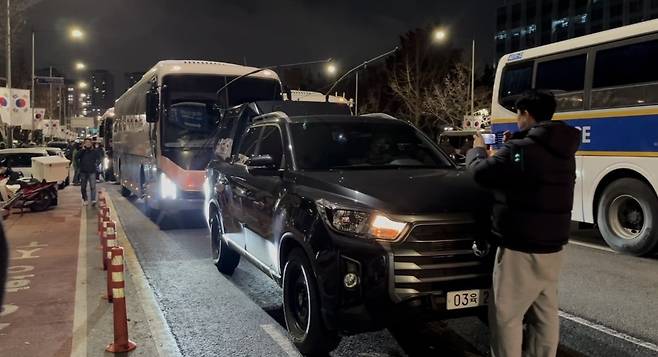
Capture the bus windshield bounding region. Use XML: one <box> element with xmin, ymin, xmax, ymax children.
<box><xmin>162</xmin><ymin>74</ymin><xmax>281</xmax><ymax>149</ymax></box>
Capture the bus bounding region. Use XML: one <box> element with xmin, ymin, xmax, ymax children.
<box><xmin>113</xmin><ymin>60</ymin><xmax>282</xmax><ymax>218</ymax></box>
<box><xmin>492</xmin><ymin>19</ymin><xmax>658</xmax><ymax>256</ymax></box>
<box><xmin>99</xmin><ymin>107</ymin><xmax>115</xmax><ymax>181</ymax></box>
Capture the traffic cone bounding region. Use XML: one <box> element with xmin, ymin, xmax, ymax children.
<box><xmin>101</xmin><ymin>221</ymin><xmax>116</xmax><ymax>271</ymax></box>
<box><xmin>104</xmin><ymin>233</ymin><xmax>118</xmax><ymax>302</ymax></box>
<box><xmin>106</xmin><ymin>247</ymin><xmax>137</xmax><ymax>353</ymax></box>
<box><xmin>98</xmin><ymin>207</ymin><xmax>110</xmax><ymax>238</ymax></box>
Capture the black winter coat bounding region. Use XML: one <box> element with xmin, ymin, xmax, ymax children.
<box><xmin>76</xmin><ymin>148</ymin><xmax>100</xmax><ymax>174</ymax></box>
<box><xmin>466</xmin><ymin>121</ymin><xmax>581</xmax><ymax>253</ymax></box>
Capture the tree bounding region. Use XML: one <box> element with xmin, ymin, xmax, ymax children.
<box><xmin>0</xmin><ymin>0</ymin><xmax>41</xmax><ymax>87</ymax></box>
<box><xmin>386</xmin><ymin>26</ymin><xmax>463</xmax><ymax>134</ymax></box>
<box><xmin>424</xmin><ymin>62</ymin><xmax>493</xmax><ymax>131</ymax></box>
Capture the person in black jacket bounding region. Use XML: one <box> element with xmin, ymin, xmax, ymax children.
<box><xmin>467</xmin><ymin>90</ymin><xmax>580</xmax><ymax>357</ymax></box>
<box><xmin>75</xmin><ymin>138</ymin><xmax>101</xmax><ymax>206</ymax></box>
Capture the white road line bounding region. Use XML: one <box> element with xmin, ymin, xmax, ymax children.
<box><xmin>70</xmin><ymin>208</ymin><xmax>87</xmax><ymax>357</ymax></box>
<box><xmin>105</xmin><ymin>191</ymin><xmax>182</xmax><ymax>357</ymax></box>
<box><xmin>559</xmin><ymin>311</ymin><xmax>658</xmax><ymax>353</ymax></box>
<box><xmin>260</xmin><ymin>324</ymin><xmax>301</xmax><ymax>357</ymax></box>
<box><xmin>568</xmin><ymin>240</ymin><xmax>616</xmax><ymax>253</ymax></box>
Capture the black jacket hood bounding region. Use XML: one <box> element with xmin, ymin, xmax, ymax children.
<box><xmin>526</xmin><ymin>121</ymin><xmax>581</xmax><ymax>159</ymax></box>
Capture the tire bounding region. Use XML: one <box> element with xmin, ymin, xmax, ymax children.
<box><xmin>597</xmin><ymin>178</ymin><xmax>658</xmax><ymax>256</ymax></box>
<box><xmin>282</xmin><ymin>248</ymin><xmax>340</xmax><ymax>355</ymax></box>
<box><xmin>120</xmin><ymin>185</ymin><xmax>132</xmax><ymax>198</ymax></box>
<box><xmin>210</xmin><ymin>212</ymin><xmax>240</xmax><ymax>274</ymax></box>
<box><xmin>29</xmin><ymin>191</ymin><xmax>52</xmax><ymax>212</ymax></box>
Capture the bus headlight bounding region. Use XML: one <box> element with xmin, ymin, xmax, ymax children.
<box><xmin>103</xmin><ymin>157</ymin><xmax>110</xmax><ymax>170</ymax></box>
<box><xmin>160</xmin><ymin>173</ymin><xmax>178</xmax><ymax>200</ymax></box>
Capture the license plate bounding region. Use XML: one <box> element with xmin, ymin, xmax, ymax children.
<box><xmin>446</xmin><ymin>289</ymin><xmax>490</xmax><ymax>310</ymax></box>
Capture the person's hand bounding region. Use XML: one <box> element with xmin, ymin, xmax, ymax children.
<box><xmin>503</xmin><ymin>131</ymin><xmax>512</xmax><ymax>143</ymax></box>
<box><xmin>473</xmin><ymin>132</ymin><xmax>487</xmax><ymax>149</ymax></box>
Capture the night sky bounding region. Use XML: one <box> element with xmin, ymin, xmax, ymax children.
<box><xmin>26</xmin><ymin>0</ymin><xmax>498</xmax><ymax>94</ymax></box>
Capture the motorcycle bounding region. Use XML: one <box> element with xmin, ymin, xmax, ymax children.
<box><xmin>0</xmin><ymin>169</ymin><xmax>58</xmax><ymax>213</ymax></box>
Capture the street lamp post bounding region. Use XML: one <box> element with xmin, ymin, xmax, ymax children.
<box><xmin>471</xmin><ymin>40</ymin><xmax>476</xmax><ymax>116</ymax></box>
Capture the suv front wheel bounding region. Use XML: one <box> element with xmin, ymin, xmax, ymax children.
<box><xmin>210</xmin><ymin>212</ymin><xmax>240</xmax><ymax>274</ymax></box>
<box><xmin>283</xmin><ymin>248</ymin><xmax>340</xmax><ymax>355</ymax></box>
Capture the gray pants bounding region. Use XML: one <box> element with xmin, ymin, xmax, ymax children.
<box><xmin>489</xmin><ymin>247</ymin><xmax>565</xmax><ymax>357</ymax></box>
<box><xmin>80</xmin><ymin>172</ymin><xmax>97</xmax><ymax>202</ymax></box>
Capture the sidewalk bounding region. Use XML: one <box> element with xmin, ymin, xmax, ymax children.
<box><xmin>0</xmin><ymin>185</ymin><xmax>176</xmax><ymax>357</ymax></box>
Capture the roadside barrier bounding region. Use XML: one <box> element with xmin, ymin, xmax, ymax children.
<box><xmin>106</xmin><ymin>246</ymin><xmax>137</xmax><ymax>353</ymax></box>
<box><xmin>100</xmin><ymin>221</ymin><xmax>116</xmax><ymax>271</ymax></box>
<box><xmin>98</xmin><ymin>206</ymin><xmax>110</xmax><ymax>237</ymax></box>
<box><xmin>104</xmin><ymin>234</ymin><xmax>118</xmax><ymax>302</ymax></box>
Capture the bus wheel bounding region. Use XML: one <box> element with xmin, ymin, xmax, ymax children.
<box><xmin>597</xmin><ymin>178</ymin><xmax>658</xmax><ymax>256</ymax></box>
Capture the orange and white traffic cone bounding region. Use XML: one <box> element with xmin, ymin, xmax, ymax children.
<box><xmin>101</xmin><ymin>221</ymin><xmax>116</xmax><ymax>271</ymax></box>
<box><xmin>98</xmin><ymin>206</ymin><xmax>110</xmax><ymax>237</ymax></box>
<box><xmin>106</xmin><ymin>246</ymin><xmax>137</xmax><ymax>353</ymax></box>
<box><xmin>104</xmin><ymin>233</ymin><xmax>118</xmax><ymax>302</ymax></box>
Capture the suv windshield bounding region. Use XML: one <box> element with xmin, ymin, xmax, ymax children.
<box><xmin>162</xmin><ymin>75</ymin><xmax>282</xmax><ymax>149</ymax></box>
<box><xmin>290</xmin><ymin>120</ymin><xmax>452</xmax><ymax>170</ymax></box>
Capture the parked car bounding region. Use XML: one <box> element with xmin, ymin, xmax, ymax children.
<box><xmin>46</xmin><ymin>141</ymin><xmax>72</xmax><ymax>160</ymax></box>
<box><xmin>0</xmin><ymin>148</ymin><xmax>70</xmax><ymax>189</ymax></box>
<box><xmin>204</xmin><ymin>103</ymin><xmax>494</xmax><ymax>355</ymax></box>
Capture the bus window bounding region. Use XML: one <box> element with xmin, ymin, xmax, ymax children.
<box><xmin>592</xmin><ymin>38</ymin><xmax>658</xmax><ymax>109</ymax></box>
<box><xmin>499</xmin><ymin>61</ymin><xmax>534</xmax><ymax>111</ymax></box>
<box><xmin>535</xmin><ymin>54</ymin><xmax>587</xmax><ymax>112</ymax></box>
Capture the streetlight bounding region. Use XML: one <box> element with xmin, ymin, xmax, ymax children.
<box><xmin>326</xmin><ymin>63</ymin><xmax>337</xmax><ymax>76</ymax></box>
<box><xmin>75</xmin><ymin>62</ymin><xmax>86</xmax><ymax>71</ymax></box>
<box><xmin>78</xmin><ymin>81</ymin><xmax>88</xmax><ymax>89</ymax></box>
<box><xmin>70</xmin><ymin>27</ymin><xmax>85</xmax><ymax>40</ymax></box>
<box><xmin>433</xmin><ymin>29</ymin><xmax>447</xmax><ymax>42</ymax></box>
<box><xmin>431</xmin><ymin>29</ymin><xmax>475</xmax><ymax>116</ymax></box>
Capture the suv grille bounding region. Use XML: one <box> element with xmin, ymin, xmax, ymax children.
<box><xmin>391</xmin><ymin>223</ymin><xmax>492</xmax><ymax>300</ymax></box>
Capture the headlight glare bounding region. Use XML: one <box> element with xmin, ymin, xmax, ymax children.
<box><xmin>369</xmin><ymin>214</ymin><xmax>407</xmax><ymax>240</ymax></box>
<box><xmin>160</xmin><ymin>173</ymin><xmax>178</xmax><ymax>199</ymax></box>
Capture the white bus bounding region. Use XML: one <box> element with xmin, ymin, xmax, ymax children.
<box><xmin>113</xmin><ymin>60</ymin><xmax>282</xmax><ymax>218</ymax></box>
<box><xmin>492</xmin><ymin>20</ymin><xmax>658</xmax><ymax>256</ymax></box>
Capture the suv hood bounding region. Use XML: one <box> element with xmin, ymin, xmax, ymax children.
<box><xmin>293</xmin><ymin>169</ymin><xmax>490</xmax><ymax>215</ymax></box>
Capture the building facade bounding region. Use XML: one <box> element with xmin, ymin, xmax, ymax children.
<box><xmin>88</xmin><ymin>70</ymin><xmax>115</xmax><ymax>117</ymax></box>
<box><xmin>495</xmin><ymin>0</ymin><xmax>658</xmax><ymax>61</ymax></box>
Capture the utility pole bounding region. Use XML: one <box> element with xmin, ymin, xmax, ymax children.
<box><xmin>470</xmin><ymin>40</ymin><xmax>476</xmax><ymax>116</ymax></box>
<box><xmin>354</xmin><ymin>71</ymin><xmax>359</xmax><ymax>115</ymax></box>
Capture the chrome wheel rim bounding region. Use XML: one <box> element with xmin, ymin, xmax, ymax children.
<box><xmin>609</xmin><ymin>195</ymin><xmax>645</xmax><ymax>240</ymax></box>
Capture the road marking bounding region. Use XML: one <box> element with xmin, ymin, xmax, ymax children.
<box><xmin>105</xmin><ymin>191</ymin><xmax>182</xmax><ymax>357</ymax></box>
<box><xmin>260</xmin><ymin>324</ymin><xmax>300</xmax><ymax>357</ymax></box>
<box><xmin>559</xmin><ymin>310</ymin><xmax>658</xmax><ymax>353</ymax></box>
<box><xmin>568</xmin><ymin>240</ymin><xmax>616</xmax><ymax>253</ymax></box>
<box><xmin>70</xmin><ymin>207</ymin><xmax>87</xmax><ymax>357</ymax></box>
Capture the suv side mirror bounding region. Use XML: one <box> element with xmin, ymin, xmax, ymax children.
<box><xmin>246</xmin><ymin>155</ymin><xmax>280</xmax><ymax>176</ymax></box>
<box><xmin>146</xmin><ymin>89</ymin><xmax>159</xmax><ymax>123</ymax></box>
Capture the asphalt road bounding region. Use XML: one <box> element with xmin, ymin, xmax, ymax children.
<box><xmin>106</xmin><ymin>184</ymin><xmax>658</xmax><ymax>357</ymax></box>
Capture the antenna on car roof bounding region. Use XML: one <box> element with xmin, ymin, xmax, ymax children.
<box><xmin>215</xmin><ymin>58</ymin><xmax>333</xmax><ymax>101</ymax></box>
<box><xmin>324</xmin><ymin>46</ymin><xmax>399</xmax><ymax>103</ymax></box>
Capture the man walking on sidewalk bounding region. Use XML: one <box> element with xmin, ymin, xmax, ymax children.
<box><xmin>467</xmin><ymin>90</ymin><xmax>580</xmax><ymax>357</ymax></box>
<box><xmin>75</xmin><ymin>138</ymin><xmax>101</xmax><ymax>206</ymax></box>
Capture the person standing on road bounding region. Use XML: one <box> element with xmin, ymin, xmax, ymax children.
<box><xmin>75</xmin><ymin>138</ymin><xmax>101</xmax><ymax>206</ymax></box>
<box><xmin>466</xmin><ymin>90</ymin><xmax>580</xmax><ymax>357</ymax></box>
<box><xmin>72</xmin><ymin>141</ymin><xmax>81</xmax><ymax>185</ymax></box>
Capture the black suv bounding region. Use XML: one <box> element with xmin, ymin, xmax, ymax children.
<box><xmin>204</xmin><ymin>107</ymin><xmax>493</xmax><ymax>355</ymax></box>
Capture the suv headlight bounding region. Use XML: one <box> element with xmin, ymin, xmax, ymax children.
<box><xmin>316</xmin><ymin>200</ymin><xmax>407</xmax><ymax>241</ymax></box>
<box><xmin>160</xmin><ymin>173</ymin><xmax>178</xmax><ymax>199</ymax></box>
